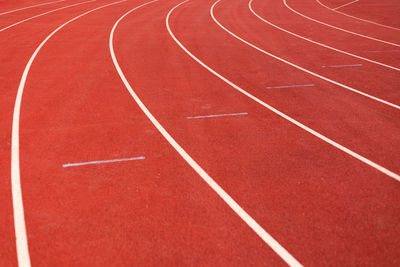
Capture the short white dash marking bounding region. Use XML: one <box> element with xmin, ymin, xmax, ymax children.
<box><xmin>322</xmin><ymin>64</ymin><xmax>363</xmax><ymax>68</ymax></box>
<box><xmin>63</xmin><ymin>156</ymin><xmax>145</xmax><ymax>167</ymax></box>
<box><xmin>186</xmin><ymin>112</ymin><xmax>248</xmax><ymax>119</ymax></box>
<box><xmin>266</xmin><ymin>84</ymin><xmax>315</xmax><ymax>89</ymax></box>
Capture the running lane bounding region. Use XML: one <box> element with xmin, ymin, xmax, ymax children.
<box><xmin>177</xmin><ymin>0</ymin><xmax>400</xmax><ymax>172</ymax></box>
<box><xmin>0</xmin><ymin>0</ymin><xmax>67</xmax><ymax>14</ymax></box>
<box><xmin>214</xmin><ymin>0</ymin><xmax>400</xmax><ymax>102</ymax></box>
<box><xmin>285</xmin><ymin>0</ymin><xmax>400</xmax><ymax>44</ymax></box>
<box><xmin>14</xmin><ymin>0</ymin><xmax>288</xmax><ymax>265</ymax></box>
<box><xmin>0</xmin><ymin>0</ymin><xmax>105</xmax><ymax>265</ymax></box>
<box><xmin>318</xmin><ymin>0</ymin><xmax>400</xmax><ymax>29</ymax></box>
<box><xmin>251</xmin><ymin>0</ymin><xmax>400</xmax><ymax>66</ymax></box>
<box><xmin>111</xmin><ymin>0</ymin><xmax>400</xmax><ymax>265</ymax></box>
<box><xmin>0</xmin><ymin>0</ymin><xmax>71</xmax><ymax>24</ymax></box>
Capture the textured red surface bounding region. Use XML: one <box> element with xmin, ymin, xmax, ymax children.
<box><xmin>1</xmin><ymin>0</ymin><xmax>399</xmax><ymax>265</ymax></box>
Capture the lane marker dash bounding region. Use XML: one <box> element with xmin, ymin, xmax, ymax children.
<box><xmin>186</xmin><ymin>112</ymin><xmax>248</xmax><ymax>119</ymax></box>
<box><xmin>322</xmin><ymin>64</ymin><xmax>362</xmax><ymax>68</ymax></box>
<box><xmin>266</xmin><ymin>84</ymin><xmax>314</xmax><ymax>89</ymax></box>
<box><xmin>63</xmin><ymin>156</ymin><xmax>145</xmax><ymax>167</ymax></box>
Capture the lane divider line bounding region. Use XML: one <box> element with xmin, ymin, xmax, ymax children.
<box><xmin>365</xmin><ymin>50</ymin><xmax>400</xmax><ymax>53</ymax></box>
<box><xmin>321</xmin><ymin>64</ymin><xmax>362</xmax><ymax>68</ymax></box>
<box><xmin>0</xmin><ymin>0</ymin><xmax>67</xmax><ymax>16</ymax></box>
<box><xmin>171</xmin><ymin>0</ymin><xmax>400</xmax><ymax>183</ymax></box>
<box><xmin>266</xmin><ymin>84</ymin><xmax>314</xmax><ymax>89</ymax></box>
<box><xmin>283</xmin><ymin>0</ymin><xmax>400</xmax><ymax>47</ymax></box>
<box><xmin>332</xmin><ymin>0</ymin><xmax>359</xmax><ymax>10</ymax></box>
<box><xmin>214</xmin><ymin>0</ymin><xmax>400</xmax><ymax>109</ymax></box>
<box><xmin>11</xmin><ymin>1</ymin><xmax>127</xmax><ymax>266</ymax></box>
<box><xmin>186</xmin><ymin>112</ymin><xmax>248</xmax><ymax>119</ymax></box>
<box><xmin>63</xmin><ymin>156</ymin><xmax>145</xmax><ymax>167</ymax></box>
<box><xmin>111</xmin><ymin>1</ymin><xmax>302</xmax><ymax>266</ymax></box>
<box><xmin>316</xmin><ymin>0</ymin><xmax>400</xmax><ymax>31</ymax></box>
<box><xmin>0</xmin><ymin>0</ymin><xmax>96</xmax><ymax>32</ymax></box>
<box><xmin>248</xmin><ymin>0</ymin><xmax>400</xmax><ymax>71</ymax></box>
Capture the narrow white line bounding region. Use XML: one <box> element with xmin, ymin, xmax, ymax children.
<box><xmin>63</xmin><ymin>156</ymin><xmax>145</xmax><ymax>167</ymax></box>
<box><xmin>216</xmin><ymin>0</ymin><xmax>400</xmax><ymax>109</ymax></box>
<box><xmin>321</xmin><ymin>63</ymin><xmax>362</xmax><ymax>68</ymax></box>
<box><xmin>248</xmin><ymin>0</ymin><xmax>400</xmax><ymax>72</ymax></box>
<box><xmin>316</xmin><ymin>0</ymin><xmax>400</xmax><ymax>31</ymax></box>
<box><xmin>186</xmin><ymin>112</ymin><xmax>248</xmax><ymax>119</ymax></box>
<box><xmin>333</xmin><ymin>0</ymin><xmax>358</xmax><ymax>10</ymax></box>
<box><xmin>165</xmin><ymin>2</ymin><xmax>303</xmax><ymax>266</ymax></box>
<box><xmin>266</xmin><ymin>84</ymin><xmax>315</xmax><ymax>89</ymax></box>
<box><xmin>0</xmin><ymin>0</ymin><xmax>96</xmax><ymax>32</ymax></box>
<box><xmin>111</xmin><ymin>1</ymin><xmax>302</xmax><ymax>266</ymax></box>
<box><xmin>0</xmin><ymin>0</ymin><xmax>67</xmax><ymax>16</ymax></box>
<box><xmin>11</xmin><ymin>1</ymin><xmax>126</xmax><ymax>266</ymax></box>
<box><xmin>283</xmin><ymin>0</ymin><xmax>400</xmax><ymax>47</ymax></box>
<box><xmin>172</xmin><ymin>0</ymin><xmax>400</xmax><ymax>184</ymax></box>
<box><xmin>365</xmin><ymin>49</ymin><xmax>400</xmax><ymax>53</ymax></box>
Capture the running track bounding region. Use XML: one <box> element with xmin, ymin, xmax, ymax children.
<box><xmin>0</xmin><ymin>0</ymin><xmax>399</xmax><ymax>265</ymax></box>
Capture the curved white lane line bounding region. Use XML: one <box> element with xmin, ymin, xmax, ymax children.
<box><xmin>214</xmin><ymin>0</ymin><xmax>400</xmax><ymax>109</ymax></box>
<box><xmin>248</xmin><ymin>0</ymin><xmax>399</xmax><ymax>71</ymax></box>
<box><xmin>316</xmin><ymin>0</ymin><xmax>400</xmax><ymax>31</ymax></box>
<box><xmin>0</xmin><ymin>0</ymin><xmax>67</xmax><ymax>16</ymax></box>
<box><xmin>110</xmin><ymin>1</ymin><xmax>302</xmax><ymax>266</ymax></box>
<box><xmin>283</xmin><ymin>0</ymin><xmax>400</xmax><ymax>47</ymax></box>
<box><xmin>332</xmin><ymin>0</ymin><xmax>358</xmax><ymax>10</ymax></box>
<box><xmin>0</xmin><ymin>0</ymin><xmax>96</xmax><ymax>32</ymax></box>
<box><xmin>11</xmin><ymin>1</ymin><xmax>126</xmax><ymax>266</ymax></box>
<box><xmin>169</xmin><ymin>0</ymin><xmax>400</xmax><ymax>182</ymax></box>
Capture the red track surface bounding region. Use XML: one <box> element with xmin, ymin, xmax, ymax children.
<box><xmin>1</xmin><ymin>0</ymin><xmax>399</xmax><ymax>265</ymax></box>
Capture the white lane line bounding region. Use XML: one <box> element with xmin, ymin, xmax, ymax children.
<box><xmin>248</xmin><ymin>0</ymin><xmax>400</xmax><ymax>72</ymax></box>
<box><xmin>63</xmin><ymin>156</ymin><xmax>145</xmax><ymax>167</ymax></box>
<box><xmin>266</xmin><ymin>84</ymin><xmax>315</xmax><ymax>89</ymax></box>
<box><xmin>283</xmin><ymin>0</ymin><xmax>400</xmax><ymax>47</ymax></box>
<box><xmin>173</xmin><ymin>0</ymin><xmax>400</xmax><ymax>183</ymax></box>
<box><xmin>215</xmin><ymin>0</ymin><xmax>400</xmax><ymax>110</ymax></box>
<box><xmin>187</xmin><ymin>112</ymin><xmax>248</xmax><ymax>119</ymax></box>
<box><xmin>11</xmin><ymin>1</ymin><xmax>126</xmax><ymax>266</ymax></box>
<box><xmin>316</xmin><ymin>0</ymin><xmax>400</xmax><ymax>31</ymax></box>
<box><xmin>365</xmin><ymin>50</ymin><xmax>400</xmax><ymax>53</ymax></box>
<box><xmin>0</xmin><ymin>0</ymin><xmax>67</xmax><ymax>16</ymax></box>
<box><xmin>332</xmin><ymin>0</ymin><xmax>358</xmax><ymax>10</ymax></box>
<box><xmin>0</xmin><ymin>0</ymin><xmax>96</xmax><ymax>32</ymax></box>
<box><xmin>111</xmin><ymin>1</ymin><xmax>302</xmax><ymax>266</ymax></box>
<box><xmin>321</xmin><ymin>63</ymin><xmax>362</xmax><ymax>68</ymax></box>
<box><xmin>166</xmin><ymin>2</ymin><xmax>303</xmax><ymax>267</ymax></box>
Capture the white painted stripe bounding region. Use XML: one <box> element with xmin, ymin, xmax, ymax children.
<box><xmin>0</xmin><ymin>0</ymin><xmax>96</xmax><ymax>32</ymax></box>
<box><xmin>316</xmin><ymin>0</ymin><xmax>400</xmax><ymax>31</ymax></box>
<box><xmin>63</xmin><ymin>156</ymin><xmax>145</xmax><ymax>167</ymax></box>
<box><xmin>11</xmin><ymin>1</ymin><xmax>126</xmax><ymax>266</ymax></box>
<box><xmin>366</xmin><ymin>50</ymin><xmax>400</xmax><ymax>53</ymax></box>
<box><xmin>248</xmin><ymin>0</ymin><xmax>400</xmax><ymax>72</ymax></box>
<box><xmin>166</xmin><ymin>2</ymin><xmax>303</xmax><ymax>267</ymax></box>
<box><xmin>0</xmin><ymin>0</ymin><xmax>67</xmax><ymax>16</ymax></box>
<box><xmin>321</xmin><ymin>64</ymin><xmax>362</xmax><ymax>68</ymax></box>
<box><xmin>266</xmin><ymin>84</ymin><xmax>315</xmax><ymax>89</ymax></box>
<box><xmin>332</xmin><ymin>0</ymin><xmax>359</xmax><ymax>10</ymax></box>
<box><xmin>215</xmin><ymin>0</ymin><xmax>400</xmax><ymax>109</ymax></box>
<box><xmin>283</xmin><ymin>0</ymin><xmax>400</xmax><ymax>47</ymax></box>
<box><xmin>172</xmin><ymin>0</ymin><xmax>400</xmax><ymax>184</ymax></box>
<box><xmin>111</xmin><ymin>1</ymin><xmax>302</xmax><ymax>266</ymax></box>
<box><xmin>187</xmin><ymin>112</ymin><xmax>248</xmax><ymax>119</ymax></box>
